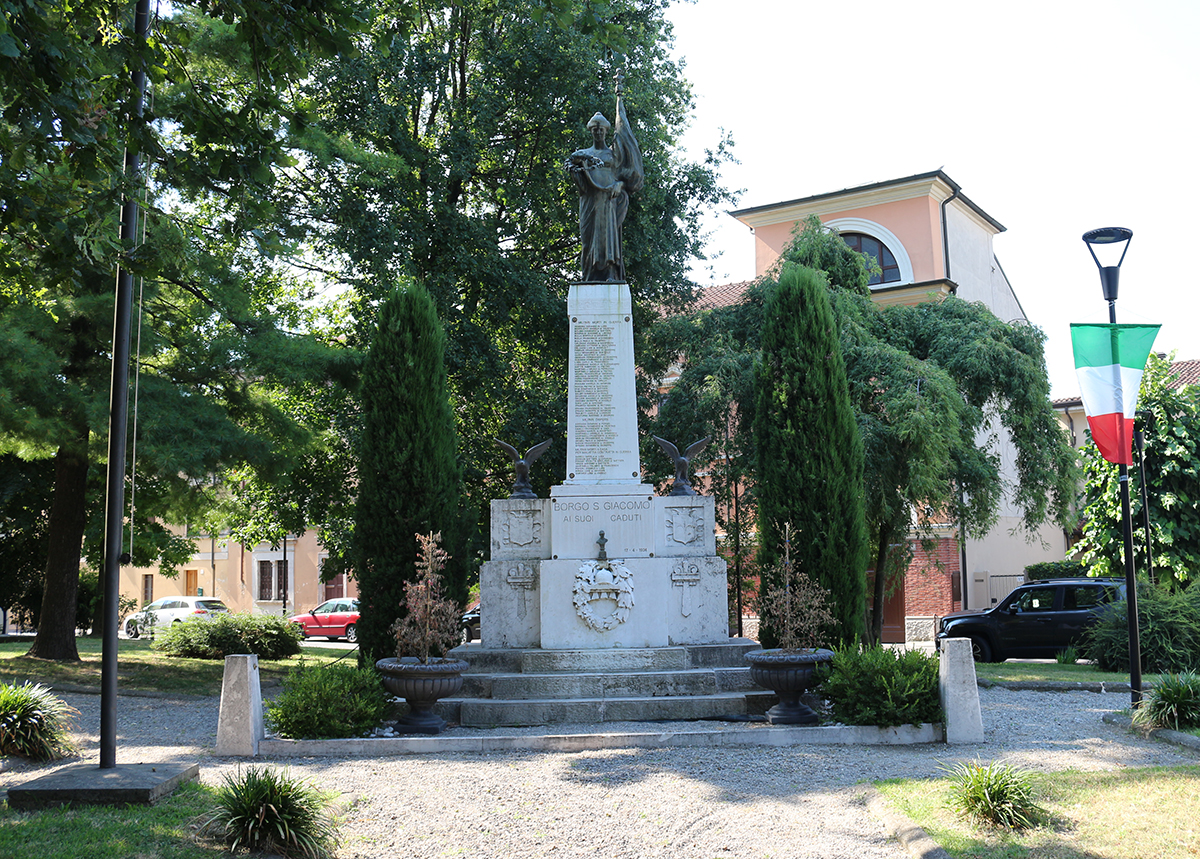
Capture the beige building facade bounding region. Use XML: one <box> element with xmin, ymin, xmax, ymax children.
<box><xmin>121</xmin><ymin>529</ymin><xmax>356</xmax><ymax>617</ymax></box>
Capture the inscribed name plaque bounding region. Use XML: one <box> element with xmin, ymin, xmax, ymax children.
<box><xmin>565</xmin><ymin>283</ymin><xmax>641</xmax><ymax>484</ymax></box>
<box><xmin>550</xmin><ymin>486</ymin><xmax>655</xmax><ymax>559</ymax></box>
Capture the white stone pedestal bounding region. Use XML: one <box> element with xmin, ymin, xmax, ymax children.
<box><xmin>482</xmin><ymin>495</ymin><xmax>728</xmax><ymax>649</ymax></box>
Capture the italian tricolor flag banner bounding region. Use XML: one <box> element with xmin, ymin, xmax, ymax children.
<box><xmin>1070</xmin><ymin>323</ymin><xmax>1161</xmax><ymax>465</ymax></box>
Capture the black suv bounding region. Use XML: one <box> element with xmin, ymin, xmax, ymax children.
<box><xmin>936</xmin><ymin>578</ymin><xmax>1125</xmax><ymax>662</ymax></box>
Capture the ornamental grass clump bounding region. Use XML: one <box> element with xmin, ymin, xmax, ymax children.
<box><xmin>0</xmin><ymin>681</ymin><xmax>78</xmax><ymax>761</ymax></box>
<box><xmin>755</xmin><ymin>522</ymin><xmax>838</xmax><ymax>652</ymax></box>
<box><xmin>392</xmin><ymin>532</ymin><xmax>462</xmax><ymax>663</ymax></box>
<box><xmin>1132</xmin><ymin>671</ymin><xmax>1200</xmax><ymax>732</ymax></box>
<box><xmin>209</xmin><ymin>766</ymin><xmax>338</xmax><ymax>858</ymax></box>
<box><xmin>942</xmin><ymin>760</ymin><xmax>1044</xmax><ymax>830</ymax></box>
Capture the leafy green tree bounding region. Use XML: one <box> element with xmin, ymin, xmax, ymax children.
<box><xmin>656</xmin><ymin>216</ymin><xmax>1076</xmax><ymax>644</ymax></box>
<box><xmin>352</xmin><ymin>282</ymin><xmax>462</xmax><ymax>664</ymax></box>
<box><xmin>644</xmin><ymin>306</ymin><xmax>757</xmax><ymax>630</ymax></box>
<box><xmin>754</xmin><ymin>263</ymin><xmax>868</xmax><ymax>647</ymax></box>
<box><xmin>275</xmin><ymin>0</ymin><xmax>733</xmax><ymax>575</ymax></box>
<box><xmin>0</xmin><ymin>0</ymin><xmax>365</xmax><ymax>659</ymax></box>
<box><xmin>1076</xmin><ymin>352</ymin><xmax>1200</xmax><ymax>590</ymax></box>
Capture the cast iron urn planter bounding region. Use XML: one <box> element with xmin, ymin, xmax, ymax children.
<box><xmin>376</xmin><ymin>656</ymin><xmax>469</xmax><ymax>735</ymax></box>
<box><xmin>745</xmin><ymin>648</ymin><xmax>834</xmax><ymax>725</ymax></box>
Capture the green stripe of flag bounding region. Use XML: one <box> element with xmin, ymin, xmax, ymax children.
<box><xmin>1070</xmin><ymin>323</ymin><xmax>1161</xmax><ymax>370</ymax></box>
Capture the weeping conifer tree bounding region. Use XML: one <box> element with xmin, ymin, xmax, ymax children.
<box><xmin>754</xmin><ymin>263</ymin><xmax>867</xmax><ymax>647</ymax></box>
<box><xmin>353</xmin><ymin>282</ymin><xmax>463</xmax><ymax>664</ymax></box>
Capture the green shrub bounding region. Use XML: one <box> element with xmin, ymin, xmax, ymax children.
<box><xmin>943</xmin><ymin>760</ymin><xmax>1044</xmax><ymax>829</ymax></box>
<box><xmin>1132</xmin><ymin>672</ymin><xmax>1200</xmax><ymax>732</ymax></box>
<box><xmin>209</xmin><ymin>766</ymin><xmax>338</xmax><ymax>858</ymax></box>
<box><xmin>266</xmin><ymin>664</ymin><xmax>389</xmax><ymax>740</ymax></box>
<box><xmin>1024</xmin><ymin>559</ymin><xmax>1089</xmax><ymax>579</ymax></box>
<box><xmin>0</xmin><ymin>682</ymin><xmax>78</xmax><ymax>761</ymax></box>
<box><xmin>1082</xmin><ymin>586</ymin><xmax>1200</xmax><ymax>674</ymax></box>
<box><xmin>154</xmin><ymin>613</ymin><xmax>303</xmax><ymax>660</ymax></box>
<box><xmin>818</xmin><ymin>646</ymin><xmax>941</xmax><ymax>728</ymax></box>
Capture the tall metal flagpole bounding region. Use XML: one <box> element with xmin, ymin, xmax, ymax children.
<box><xmin>101</xmin><ymin>0</ymin><xmax>152</xmax><ymax>769</ymax></box>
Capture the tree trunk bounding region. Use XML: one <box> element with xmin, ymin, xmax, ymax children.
<box><xmin>870</xmin><ymin>523</ymin><xmax>893</xmax><ymax>647</ymax></box>
<box><xmin>26</xmin><ymin>430</ymin><xmax>89</xmax><ymax>662</ymax></box>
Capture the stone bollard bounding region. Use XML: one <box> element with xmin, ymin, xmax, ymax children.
<box><xmin>216</xmin><ymin>654</ymin><xmax>264</xmax><ymax>756</ymax></box>
<box><xmin>939</xmin><ymin>637</ymin><xmax>984</xmax><ymax>743</ymax></box>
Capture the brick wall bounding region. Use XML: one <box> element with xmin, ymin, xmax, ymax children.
<box><xmin>904</xmin><ymin>536</ymin><xmax>961</xmax><ymax>617</ymax></box>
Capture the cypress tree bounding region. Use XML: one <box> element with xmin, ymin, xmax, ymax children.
<box><xmin>353</xmin><ymin>282</ymin><xmax>462</xmax><ymax>664</ymax></box>
<box><xmin>754</xmin><ymin>263</ymin><xmax>867</xmax><ymax>647</ymax></box>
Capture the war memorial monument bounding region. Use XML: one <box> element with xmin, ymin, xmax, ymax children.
<box><xmin>452</xmin><ymin>77</ymin><xmax>761</xmax><ymax>727</ymax></box>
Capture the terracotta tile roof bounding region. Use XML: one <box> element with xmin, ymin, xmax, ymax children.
<box><xmin>693</xmin><ymin>280</ymin><xmax>752</xmax><ymax>311</ymax></box>
<box><xmin>1166</xmin><ymin>358</ymin><xmax>1200</xmax><ymax>388</ymax></box>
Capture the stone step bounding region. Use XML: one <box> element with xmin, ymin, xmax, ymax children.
<box><xmin>450</xmin><ymin>692</ymin><xmax>758</xmax><ymax>727</ymax></box>
<box><xmin>450</xmin><ymin>640</ymin><xmax>760</xmax><ymax>675</ymax></box>
<box><xmin>460</xmin><ymin>666</ymin><xmax>757</xmax><ymax>701</ymax></box>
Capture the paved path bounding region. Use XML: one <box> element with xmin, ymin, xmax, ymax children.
<box><xmin>2</xmin><ymin>686</ymin><xmax>1197</xmax><ymax>858</ymax></box>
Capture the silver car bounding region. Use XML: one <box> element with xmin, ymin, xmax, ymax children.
<box><xmin>124</xmin><ymin>596</ymin><xmax>230</xmax><ymax>638</ymax></box>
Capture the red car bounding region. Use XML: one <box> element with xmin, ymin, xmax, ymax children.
<box><xmin>289</xmin><ymin>598</ymin><xmax>360</xmax><ymax>642</ymax></box>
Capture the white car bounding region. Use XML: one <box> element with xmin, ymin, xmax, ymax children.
<box><xmin>124</xmin><ymin>596</ymin><xmax>230</xmax><ymax>638</ymax></box>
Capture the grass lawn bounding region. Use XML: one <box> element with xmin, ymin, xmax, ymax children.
<box><xmin>973</xmin><ymin>660</ymin><xmax>1161</xmax><ymax>686</ymax></box>
<box><xmin>0</xmin><ymin>638</ymin><xmax>351</xmax><ymax>697</ymax></box>
<box><xmin>0</xmin><ymin>781</ymin><xmax>224</xmax><ymax>859</ymax></box>
<box><xmin>878</xmin><ymin>764</ymin><xmax>1200</xmax><ymax>859</ymax></box>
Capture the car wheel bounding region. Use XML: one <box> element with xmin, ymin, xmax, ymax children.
<box><xmin>345</xmin><ymin>623</ymin><xmax>357</xmax><ymax>643</ymax></box>
<box><xmin>125</xmin><ymin>620</ymin><xmax>139</xmax><ymax>639</ymax></box>
<box><xmin>460</xmin><ymin>628</ymin><xmax>470</xmax><ymax>645</ymax></box>
<box><xmin>969</xmin><ymin>635</ymin><xmax>993</xmax><ymax>663</ymax></box>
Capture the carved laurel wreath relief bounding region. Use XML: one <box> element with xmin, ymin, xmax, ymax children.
<box><xmin>572</xmin><ymin>560</ymin><xmax>634</xmax><ymax>631</ymax></box>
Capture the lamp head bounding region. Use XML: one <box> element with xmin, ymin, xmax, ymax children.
<box><xmin>1083</xmin><ymin>227</ymin><xmax>1133</xmax><ymax>246</ymax></box>
<box><xmin>1082</xmin><ymin>227</ymin><xmax>1132</xmax><ymax>302</ymax></box>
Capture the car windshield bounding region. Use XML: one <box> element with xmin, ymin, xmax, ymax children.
<box><xmin>197</xmin><ymin>600</ymin><xmax>228</xmax><ymax>611</ymax></box>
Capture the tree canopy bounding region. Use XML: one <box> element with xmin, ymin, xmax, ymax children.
<box><xmin>1</xmin><ymin>0</ymin><xmax>733</xmax><ymax>658</ymax></box>
<box><xmin>0</xmin><ymin>0</ymin><xmax>369</xmax><ymax>658</ymax></box>
<box><xmin>651</xmin><ymin>216</ymin><xmax>1077</xmax><ymax>642</ymax></box>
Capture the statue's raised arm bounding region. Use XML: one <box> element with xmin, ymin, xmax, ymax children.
<box><xmin>565</xmin><ymin>77</ymin><xmax>642</xmax><ymax>283</ymax></box>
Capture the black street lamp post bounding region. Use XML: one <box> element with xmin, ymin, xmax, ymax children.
<box><xmin>1082</xmin><ymin>227</ymin><xmax>1142</xmax><ymax>707</ymax></box>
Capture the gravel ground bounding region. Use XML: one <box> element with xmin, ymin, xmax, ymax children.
<box><xmin>2</xmin><ymin>687</ymin><xmax>1198</xmax><ymax>858</ymax></box>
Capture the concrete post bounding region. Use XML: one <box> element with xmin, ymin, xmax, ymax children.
<box><xmin>939</xmin><ymin>638</ymin><xmax>984</xmax><ymax>743</ymax></box>
<box><xmin>216</xmin><ymin>654</ymin><xmax>264</xmax><ymax>756</ymax></box>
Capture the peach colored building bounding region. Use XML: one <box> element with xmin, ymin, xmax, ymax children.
<box><xmin>724</xmin><ymin>170</ymin><xmax>1067</xmax><ymax>641</ymax></box>
<box><xmin>120</xmin><ymin>528</ymin><xmax>356</xmax><ymax>618</ymax></box>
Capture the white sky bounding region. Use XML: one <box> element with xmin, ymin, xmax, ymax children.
<box><xmin>665</xmin><ymin>0</ymin><xmax>1200</xmax><ymax>398</ymax></box>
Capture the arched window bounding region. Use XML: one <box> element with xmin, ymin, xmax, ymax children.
<box><xmin>841</xmin><ymin>232</ymin><xmax>901</xmax><ymax>286</ymax></box>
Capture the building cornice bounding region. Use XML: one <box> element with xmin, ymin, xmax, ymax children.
<box><xmin>730</xmin><ymin>170</ymin><xmax>1005</xmax><ymax>235</ymax></box>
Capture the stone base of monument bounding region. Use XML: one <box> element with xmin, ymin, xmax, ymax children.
<box><xmin>437</xmin><ymin>640</ymin><xmax>775</xmax><ymax>727</ymax></box>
